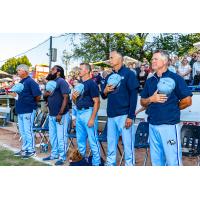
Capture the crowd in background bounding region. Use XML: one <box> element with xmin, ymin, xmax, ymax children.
<box><xmin>62</xmin><ymin>50</ymin><xmax>200</xmax><ymax>94</ymax></box>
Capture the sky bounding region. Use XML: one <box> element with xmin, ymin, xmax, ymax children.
<box><xmin>0</xmin><ymin>33</ymin><xmax>80</xmax><ymax>71</ymax></box>
<box><xmin>0</xmin><ymin>33</ymin><xmax>52</xmax><ymax>64</ymax></box>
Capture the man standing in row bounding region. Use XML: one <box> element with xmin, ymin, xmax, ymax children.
<box><xmin>101</xmin><ymin>50</ymin><xmax>139</xmax><ymax>166</ymax></box>
<box><xmin>13</xmin><ymin>64</ymin><xmax>41</xmax><ymax>159</ymax></box>
<box><xmin>43</xmin><ymin>65</ymin><xmax>71</xmax><ymax>165</ymax></box>
<box><xmin>140</xmin><ymin>50</ymin><xmax>192</xmax><ymax>166</ymax></box>
<box><xmin>72</xmin><ymin>63</ymin><xmax>101</xmax><ymax>166</ymax></box>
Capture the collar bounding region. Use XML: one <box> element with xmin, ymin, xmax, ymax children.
<box><xmin>112</xmin><ymin>65</ymin><xmax>125</xmax><ymax>73</ymax></box>
<box><xmin>21</xmin><ymin>76</ymin><xmax>30</xmax><ymax>82</ymax></box>
<box><xmin>154</xmin><ymin>69</ymin><xmax>170</xmax><ymax>79</ymax></box>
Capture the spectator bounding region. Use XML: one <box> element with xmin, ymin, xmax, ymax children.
<box><xmin>193</xmin><ymin>53</ymin><xmax>200</xmax><ymax>79</ymax></box>
<box><xmin>190</xmin><ymin>52</ymin><xmax>198</xmax><ymax>68</ymax></box>
<box><xmin>92</xmin><ymin>68</ymin><xmax>103</xmax><ymax>85</ymax></box>
<box><xmin>192</xmin><ymin>54</ymin><xmax>200</xmax><ymax>85</ymax></box>
<box><xmin>168</xmin><ymin>59</ymin><xmax>176</xmax><ymax>73</ymax></box>
<box><xmin>138</xmin><ymin>64</ymin><xmax>148</xmax><ymax>92</ymax></box>
<box><xmin>173</xmin><ymin>55</ymin><xmax>181</xmax><ymax>70</ymax></box>
<box><xmin>177</xmin><ymin>57</ymin><xmax>192</xmax><ymax>85</ymax></box>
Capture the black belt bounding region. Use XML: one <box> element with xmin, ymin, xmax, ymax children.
<box><xmin>77</xmin><ymin>107</ymin><xmax>90</xmax><ymax>110</ymax></box>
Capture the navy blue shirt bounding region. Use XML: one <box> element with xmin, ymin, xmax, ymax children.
<box><xmin>92</xmin><ymin>73</ymin><xmax>103</xmax><ymax>85</ymax></box>
<box><xmin>16</xmin><ymin>76</ymin><xmax>41</xmax><ymax>114</ymax></box>
<box><xmin>101</xmin><ymin>66</ymin><xmax>139</xmax><ymax>119</ymax></box>
<box><xmin>140</xmin><ymin>70</ymin><xmax>192</xmax><ymax>125</ymax></box>
<box><xmin>48</xmin><ymin>77</ymin><xmax>70</xmax><ymax>116</ymax></box>
<box><xmin>76</xmin><ymin>79</ymin><xmax>99</xmax><ymax>109</ymax></box>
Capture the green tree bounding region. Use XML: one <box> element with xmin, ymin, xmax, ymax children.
<box><xmin>63</xmin><ymin>33</ymin><xmax>200</xmax><ymax>65</ymax></box>
<box><xmin>65</xmin><ymin>33</ymin><xmax>151</xmax><ymax>63</ymax></box>
<box><xmin>1</xmin><ymin>55</ymin><xmax>31</xmax><ymax>74</ymax></box>
<box><xmin>150</xmin><ymin>33</ymin><xmax>200</xmax><ymax>56</ymax></box>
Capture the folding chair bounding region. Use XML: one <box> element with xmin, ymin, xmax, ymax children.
<box><xmin>66</xmin><ymin>118</ymin><xmax>77</xmax><ymax>152</ymax></box>
<box><xmin>33</xmin><ymin>112</ymin><xmax>48</xmax><ymax>147</ymax></box>
<box><xmin>119</xmin><ymin>122</ymin><xmax>149</xmax><ymax>166</ymax></box>
<box><xmin>97</xmin><ymin>121</ymin><xmax>107</xmax><ymax>156</ymax></box>
<box><xmin>181</xmin><ymin>125</ymin><xmax>200</xmax><ymax>166</ymax></box>
<box><xmin>87</xmin><ymin>120</ymin><xmax>123</xmax><ymax>162</ymax></box>
<box><xmin>37</xmin><ymin>114</ymin><xmax>49</xmax><ymax>146</ymax></box>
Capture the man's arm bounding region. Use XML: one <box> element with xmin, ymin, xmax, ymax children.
<box><xmin>88</xmin><ymin>97</ymin><xmax>100</xmax><ymax>127</ymax></box>
<box><xmin>56</xmin><ymin>94</ymin><xmax>68</xmax><ymax>123</ymax></box>
<box><xmin>141</xmin><ymin>90</ymin><xmax>168</xmax><ymax>107</ymax></box>
<box><xmin>101</xmin><ymin>84</ymin><xmax>114</xmax><ymax>99</ymax></box>
<box><xmin>179</xmin><ymin>96</ymin><xmax>192</xmax><ymax>110</ymax></box>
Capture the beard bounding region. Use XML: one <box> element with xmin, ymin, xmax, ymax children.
<box><xmin>46</xmin><ymin>73</ymin><xmax>57</xmax><ymax>81</ymax></box>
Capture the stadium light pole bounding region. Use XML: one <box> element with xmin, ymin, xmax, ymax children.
<box><xmin>49</xmin><ymin>36</ymin><xmax>52</xmax><ymax>70</ymax></box>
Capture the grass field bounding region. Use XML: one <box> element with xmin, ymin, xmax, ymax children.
<box><xmin>0</xmin><ymin>147</ymin><xmax>49</xmax><ymax>166</ymax></box>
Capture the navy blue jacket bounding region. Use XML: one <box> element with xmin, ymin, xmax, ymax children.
<box><xmin>140</xmin><ymin>70</ymin><xmax>192</xmax><ymax>125</ymax></box>
<box><xmin>101</xmin><ymin>66</ymin><xmax>139</xmax><ymax>119</ymax></box>
<box><xmin>16</xmin><ymin>76</ymin><xmax>41</xmax><ymax>114</ymax></box>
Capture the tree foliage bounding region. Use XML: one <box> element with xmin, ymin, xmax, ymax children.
<box><xmin>65</xmin><ymin>33</ymin><xmax>151</xmax><ymax>63</ymax></box>
<box><xmin>64</xmin><ymin>33</ymin><xmax>200</xmax><ymax>64</ymax></box>
<box><xmin>1</xmin><ymin>55</ymin><xmax>31</xmax><ymax>74</ymax></box>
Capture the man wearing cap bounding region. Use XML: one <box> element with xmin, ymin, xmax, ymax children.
<box><xmin>72</xmin><ymin>63</ymin><xmax>101</xmax><ymax>166</ymax></box>
<box><xmin>140</xmin><ymin>50</ymin><xmax>192</xmax><ymax>166</ymax></box>
<box><xmin>11</xmin><ymin>64</ymin><xmax>41</xmax><ymax>159</ymax></box>
<box><xmin>101</xmin><ymin>50</ymin><xmax>139</xmax><ymax>166</ymax></box>
<box><xmin>43</xmin><ymin>65</ymin><xmax>71</xmax><ymax>165</ymax></box>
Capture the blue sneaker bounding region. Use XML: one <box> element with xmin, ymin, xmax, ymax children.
<box><xmin>21</xmin><ymin>151</ymin><xmax>36</xmax><ymax>159</ymax></box>
<box><xmin>43</xmin><ymin>155</ymin><xmax>58</xmax><ymax>161</ymax></box>
<box><xmin>14</xmin><ymin>150</ymin><xmax>27</xmax><ymax>157</ymax></box>
<box><xmin>55</xmin><ymin>159</ymin><xmax>64</xmax><ymax>166</ymax></box>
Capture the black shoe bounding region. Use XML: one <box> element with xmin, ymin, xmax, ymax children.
<box><xmin>43</xmin><ymin>155</ymin><xmax>59</xmax><ymax>161</ymax></box>
<box><xmin>22</xmin><ymin>151</ymin><xmax>36</xmax><ymax>159</ymax></box>
<box><xmin>14</xmin><ymin>150</ymin><xmax>26</xmax><ymax>157</ymax></box>
<box><xmin>55</xmin><ymin>159</ymin><xmax>64</xmax><ymax>166</ymax></box>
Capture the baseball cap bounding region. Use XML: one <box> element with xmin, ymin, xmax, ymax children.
<box><xmin>157</xmin><ymin>77</ymin><xmax>175</xmax><ymax>95</ymax></box>
<box><xmin>46</xmin><ymin>80</ymin><xmax>57</xmax><ymax>92</ymax></box>
<box><xmin>107</xmin><ymin>73</ymin><xmax>122</xmax><ymax>87</ymax></box>
<box><xmin>74</xmin><ymin>83</ymin><xmax>84</xmax><ymax>95</ymax></box>
<box><xmin>10</xmin><ymin>83</ymin><xmax>24</xmax><ymax>93</ymax></box>
<box><xmin>16</xmin><ymin>64</ymin><xmax>29</xmax><ymax>72</ymax></box>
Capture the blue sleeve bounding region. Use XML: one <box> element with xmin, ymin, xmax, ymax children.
<box><xmin>30</xmin><ymin>80</ymin><xmax>42</xmax><ymax>97</ymax></box>
<box><xmin>59</xmin><ymin>79</ymin><xmax>71</xmax><ymax>95</ymax></box>
<box><xmin>140</xmin><ymin>80</ymin><xmax>150</xmax><ymax>98</ymax></box>
<box><xmin>127</xmin><ymin>71</ymin><xmax>139</xmax><ymax>119</ymax></box>
<box><xmin>175</xmin><ymin>75</ymin><xmax>192</xmax><ymax>100</ymax></box>
<box><xmin>90</xmin><ymin>82</ymin><xmax>99</xmax><ymax>98</ymax></box>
